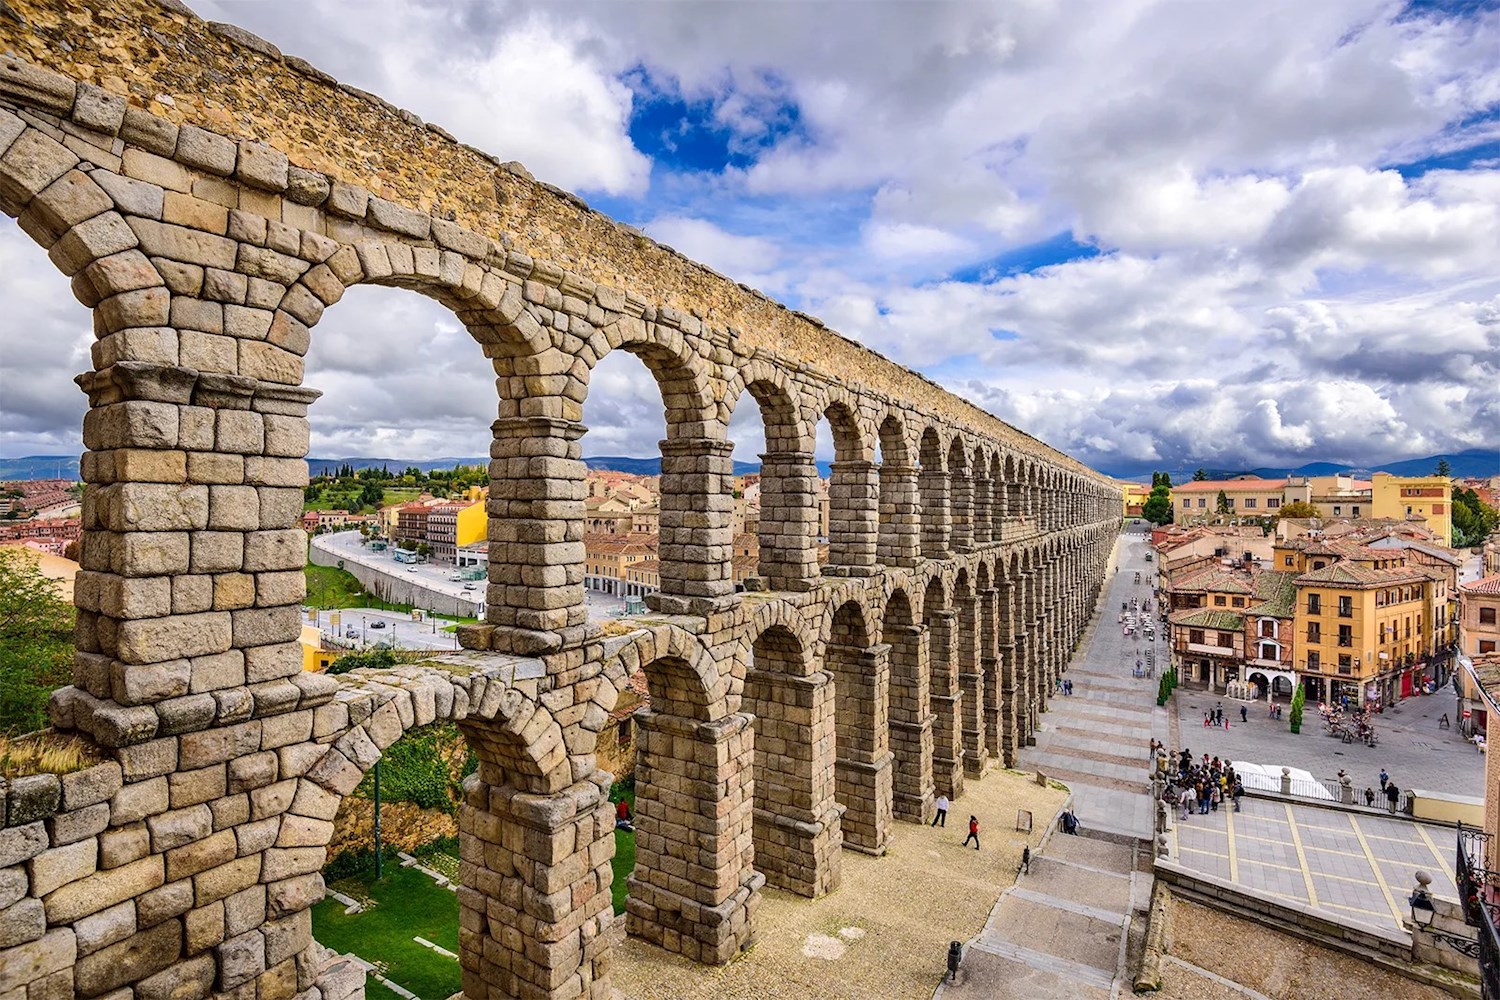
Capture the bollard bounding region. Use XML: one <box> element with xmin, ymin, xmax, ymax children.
<box><xmin>947</xmin><ymin>940</ymin><xmax>963</xmax><ymax>982</ymax></box>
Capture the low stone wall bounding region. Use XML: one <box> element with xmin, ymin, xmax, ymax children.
<box><xmin>309</xmin><ymin>536</ymin><xmax>479</xmax><ymax>618</ymax></box>
<box><xmin>1154</xmin><ymin>858</ymin><xmax>1478</xmax><ymax>998</ymax></box>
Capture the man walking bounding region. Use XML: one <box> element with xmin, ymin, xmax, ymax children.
<box><xmin>932</xmin><ymin>794</ymin><xmax>949</xmax><ymax>827</ymax></box>
<box><xmin>963</xmin><ymin>815</ymin><xmax>981</xmax><ymax>850</ymax></box>
<box><xmin>1385</xmin><ymin>782</ymin><xmax>1400</xmax><ymax>813</ymax></box>
<box><xmin>1240</xmin><ymin>704</ymin><xmax>1248</xmax><ymax>723</ymax></box>
<box><xmin>1379</xmin><ymin>768</ymin><xmax>1389</xmax><ymax>793</ymax></box>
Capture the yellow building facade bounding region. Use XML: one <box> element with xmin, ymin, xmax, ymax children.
<box><xmin>1287</xmin><ymin>548</ymin><xmax>1438</xmax><ymax>706</ymax></box>
<box><xmin>1371</xmin><ymin>472</ymin><xmax>1452</xmax><ymax>543</ymax></box>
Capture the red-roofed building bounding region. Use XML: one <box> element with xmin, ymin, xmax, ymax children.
<box><xmin>1461</xmin><ymin>576</ymin><xmax>1500</xmax><ymax>660</ymax></box>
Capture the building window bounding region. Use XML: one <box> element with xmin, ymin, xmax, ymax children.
<box><xmin>1352</xmin><ymin>506</ymin><xmax>1360</xmax><ymax>517</ymax></box>
<box><xmin>1337</xmin><ymin>596</ymin><xmax>1352</xmax><ymax>618</ymax></box>
<box><xmin>1307</xmin><ymin>651</ymin><xmax>1320</xmax><ymax>670</ymax></box>
<box><xmin>1198</xmin><ymin>498</ymin><xmax>1207</xmax><ymax>508</ymax></box>
<box><xmin>1244</xmin><ymin>499</ymin><xmax>1257</xmax><ymax>509</ymax></box>
<box><xmin>1190</xmin><ymin>629</ymin><xmax>1205</xmax><ymax>644</ymax></box>
<box><xmin>1268</xmin><ymin>498</ymin><xmax>1280</xmax><ymax>508</ymax></box>
<box><xmin>1307</xmin><ymin>594</ymin><xmax>1321</xmax><ymax>614</ymax></box>
<box><xmin>1482</xmin><ymin>608</ymin><xmax>1497</xmax><ymax>626</ymax></box>
<box><xmin>1338</xmin><ymin>624</ymin><xmax>1353</xmax><ymax>647</ymax></box>
<box><xmin>1182</xmin><ymin>498</ymin><xmax>1191</xmax><ymax>508</ymax></box>
<box><xmin>1284</xmin><ymin>555</ymin><xmax>1294</xmax><ymax>566</ymax></box>
<box><xmin>1482</xmin><ymin>640</ymin><xmax>1498</xmax><ymax>654</ymax></box>
<box><xmin>1232</xmin><ymin>597</ymin><xmax>1245</xmax><ymax>608</ymax></box>
<box><xmin>1214</xmin><ymin>596</ymin><xmax>1227</xmax><ymax>606</ymax></box>
<box><xmin>1218</xmin><ymin>631</ymin><xmax>1235</xmax><ymax>647</ymax></box>
<box><xmin>1333</xmin><ymin>506</ymin><xmax>1342</xmax><ymax>516</ymax></box>
<box><xmin>618</xmin><ymin>716</ymin><xmax>634</xmax><ymax>747</ymax></box>
<box><xmin>1337</xmin><ymin>654</ymin><xmax>1352</xmax><ymax>674</ymax></box>
<box><xmin>1307</xmin><ymin>623</ymin><xmax>1321</xmax><ymax>642</ymax></box>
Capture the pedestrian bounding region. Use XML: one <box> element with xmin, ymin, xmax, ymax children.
<box><xmin>1062</xmin><ymin>808</ymin><xmax>1080</xmax><ymax>834</ymax></box>
<box><xmin>1385</xmin><ymin>782</ymin><xmax>1400</xmax><ymax>813</ymax></box>
<box><xmin>1178</xmin><ymin>787</ymin><xmax>1191</xmax><ymax>820</ymax></box>
<box><xmin>1204</xmin><ymin>712</ymin><xmax>1211</xmax><ymax>728</ymax></box>
<box><xmin>1364</xmin><ymin>787</ymin><xmax>1375</xmax><ymax>808</ymax></box>
<box><xmin>1240</xmin><ymin>704</ymin><xmax>1248</xmax><ymax>723</ymax></box>
<box><xmin>932</xmin><ymin>794</ymin><xmax>949</xmax><ymax>827</ymax></box>
<box><xmin>964</xmin><ymin>815</ymin><xmax>981</xmax><ymax>850</ymax></box>
<box><xmin>1231</xmin><ymin>779</ymin><xmax>1243</xmax><ymax>812</ymax></box>
<box><xmin>1379</xmin><ymin>768</ymin><xmax>1389</xmax><ymax>792</ymax></box>
<box><xmin>1210</xmin><ymin>785</ymin><xmax>1221</xmax><ymax>812</ymax></box>
<box><xmin>1021</xmin><ymin>845</ymin><xmax>1031</xmax><ymax>874</ymax></box>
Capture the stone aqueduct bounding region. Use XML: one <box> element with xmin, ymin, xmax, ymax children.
<box><xmin>0</xmin><ymin>5</ymin><xmax>1122</xmax><ymax>1000</ymax></box>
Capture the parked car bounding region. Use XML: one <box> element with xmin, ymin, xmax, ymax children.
<box><xmin>369</xmin><ymin>621</ymin><xmax>386</xmax><ymax>629</ymax></box>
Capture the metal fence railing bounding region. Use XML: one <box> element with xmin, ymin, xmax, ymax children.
<box><xmin>1457</xmin><ymin>823</ymin><xmax>1500</xmax><ymax>1000</ymax></box>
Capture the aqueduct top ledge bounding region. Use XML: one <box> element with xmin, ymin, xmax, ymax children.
<box><xmin>2</xmin><ymin>0</ymin><xmax>1110</xmax><ymax>484</ymax></box>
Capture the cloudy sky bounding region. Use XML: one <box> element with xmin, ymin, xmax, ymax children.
<box><xmin>2</xmin><ymin>0</ymin><xmax>1498</xmax><ymax>477</ymax></box>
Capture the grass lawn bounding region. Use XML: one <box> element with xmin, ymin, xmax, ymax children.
<box><xmin>304</xmin><ymin>563</ymin><xmax>480</xmax><ymax>624</ymax></box>
<box><xmin>609</xmin><ymin>784</ymin><xmax>636</xmax><ymax>915</ymax></box>
<box><xmin>313</xmin><ymin>865</ymin><xmax>460</xmax><ymax>1000</ymax></box>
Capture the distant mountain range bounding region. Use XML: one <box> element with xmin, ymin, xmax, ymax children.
<box><xmin>1105</xmin><ymin>449</ymin><xmax>1498</xmax><ymax>483</ymax></box>
<box><xmin>3</xmin><ymin>449</ymin><xmax>1488</xmax><ymax>484</ymax></box>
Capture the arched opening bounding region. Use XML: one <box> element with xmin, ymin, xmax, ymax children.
<box><xmin>970</xmin><ymin>561</ymin><xmax>996</xmax><ymax>776</ymax></box>
<box><xmin>924</xmin><ymin>575</ymin><xmax>963</xmax><ymax>799</ymax></box>
<box><xmin>0</xmin><ymin>213</ymin><xmax>90</xmax><ymax>739</ymax></box>
<box><xmin>727</xmin><ymin>374</ymin><xmax>817</xmax><ymax>592</ymax></box>
<box><xmin>947</xmin><ymin>436</ymin><xmax>973</xmax><ymax>552</ymax></box>
<box><xmin>740</xmin><ymin>622</ymin><xmax>843</xmax><ymax>896</ymax></box>
<box><xmin>876</xmin><ymin>414</ymin><xmax>918</xmax><ymax>567</ymax></box>
<box><xmin>826</xmin><ymin>600</ymin><xmax>893</xmax><ymax>854</ymax></box>
<box><xmin>971</xmin><ymin>446</ymin><xmax>993</xmax><ymax>546</ymax></box>
<box><xmin>822</xmin><ymin>401</ymin><xmax>877</xmax><ymax>574</ymax></box>
<box><xmin>884</xmin><ymin>589</ymin><xmax>933</xmax><ymax>821</ymax></box>
<box><xmin>918</xmin><ymin>428</ymin><xmax>949</xmax><ymax>558</ymax></box>
<box><xmin>574</xmin><ymin>348</ymin><xmax>670</xmax><ymax>615</ymax></box>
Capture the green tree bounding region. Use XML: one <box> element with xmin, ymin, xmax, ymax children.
<box><xmin>1142</xmin><ymin>485</ymin><xmax>1174</xmax><ymax>525</ymax></box>
<box><xmin>1452</xmin><ymin>488</ymin><xmax>1499</xmax><ymax>546</ymax></box>
<box><xmin>416</xmin><ymin>542</ymin><xmax>433</xmax><ymax>558</ymax></box>
<box><xmin>1288</xmin><ymin>686</ymin><xmax>1305</xmax><ymax>734</ymax></box>
<box><xmin>1276</xmin><ymin>500</ymin><xmax>1320</xmax><ymax>519</ymax></box>
<box><xmin>1435</xmin><ymin>457</ymin><xmax>1452</xmax><ymax>477</ymax></box>
<box><xmin>1215</xmin><ymin>490</ymin><xmax>1232</xmax><ymax>514</ymax></box>
<box><xmin>0</xmin><ymin>548</ymin><xmax>74</xmax><ymax>735</ymax></box>
<box><xmin>1192</xmin><ymin>468</ymin><xmax>1208</xmax><ymax>481</ymax></box>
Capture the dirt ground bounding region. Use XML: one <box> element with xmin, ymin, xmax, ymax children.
<box><xmin>1162</xmin><ymin>897</ymin><xmax>1458</xmax><ymax>1000</ymax></box>
<box><xmin>610</xmin><ymin>768</ymin><xmax>1068</xmax><ymax>1000</ymax></box>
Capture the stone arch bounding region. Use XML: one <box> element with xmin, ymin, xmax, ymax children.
<box><xmin>739</xmin><ymin>619</ymin><xmax>842</xmax><ymax>897</ymax></box>
<box><xmin>601</xmin><ymin>625</ymin><xmax>730</xmax><ymax>722</ymax></box>
<box><xmin>918</xmin><ymin>426</ymin><xmax>950</xmax><ymax>558</ymax></box>
<box><xmin>946</xmin><ymin>435</ymin><xmax>973</xmax><ymax>552</ymax></box>
<box><xmin>970</xmin><ymin>442</ymin><xmax>993</xmax><ymax>546</ymax></box>
<box><xmin>821</xmin><ymin>392</ymin><xmax>878</xmax><ymax>573</ymax></box>
<box><xmin>727</xmin><ymin>361</ymin><xmax>819</xmax><ymax>591</ymax></box>
<box><xmin>876</xmin><ymin>411</ymin><xmax>919</xmax><ymax>567</ymax></box>
<box><xmin>883</xmin><ymin>587</ymin><xmax>933</xmax><ymax>821</ymax></box>
<box><xmin>825</xmin><ymin>599</ymin><xmax>893</xmax><ymax>854</ymax></box>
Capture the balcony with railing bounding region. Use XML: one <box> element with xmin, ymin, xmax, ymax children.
<box><xmin>1457</xmin><ymin>824</ymin><xmax>1500</xmax><ymax>999</ymax></box>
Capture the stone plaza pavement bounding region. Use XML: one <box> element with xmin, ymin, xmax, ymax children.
<box><xmin>1172</xmin><ymin>796</ymin><xmax>1460</xmax><ymax>933</ymax></box>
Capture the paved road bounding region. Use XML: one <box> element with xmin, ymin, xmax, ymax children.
<box><xmin>305</xmin><ymin>607</ymin><xmax>463</xmax><ymax>652</ymax></box>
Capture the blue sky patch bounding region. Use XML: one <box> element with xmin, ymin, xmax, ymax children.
<box><xmin>949</xmin><ymin>231</ymin><xmax>1102</xmax><ymax>284</ymax></box>
<box><xmin>623</xmin><ymin>65</ymin><xmax>807</xmax><ymax>174</ymax></box>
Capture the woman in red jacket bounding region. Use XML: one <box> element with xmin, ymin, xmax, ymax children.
<box><xmin>963</xmin><ymin>815</ymin><xmax>980</xmax><ymax>850</ymax></box>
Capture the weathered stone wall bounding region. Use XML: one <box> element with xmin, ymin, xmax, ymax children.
<box><xmin>0</xmin><ymin>0</ymin><xmax>1098</xmax><ymax>470</ymax></box>
<box><xmin>0</xmin><ymin>6</ymin><xmax>1124</xmax><ymax>1000</ymax></box>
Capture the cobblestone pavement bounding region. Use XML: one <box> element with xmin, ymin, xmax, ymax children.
<box><xmin>610</xmin><ymin>769</ymin><xmax>1066</xmax><ymax>1000</ymax></box>
<box><xmin>1172</xmin><ymin>795</ymin><xmax>1459</xmax><ymax>931</ymax></box>
<box><xmin>1172</xmin><ymin>676</ymin><xmax>1483</xmax><ymax>799</ymax></box>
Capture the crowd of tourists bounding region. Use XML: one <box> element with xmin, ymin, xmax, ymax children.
<box><xmin>1150</xmin><ymin>739</ymin><xmax>1243</xmax><ymax>819</ymax></box>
